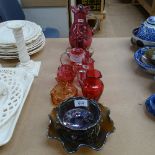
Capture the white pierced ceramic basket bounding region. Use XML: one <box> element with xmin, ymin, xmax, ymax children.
<box><xmin>0</xmin><ymin>76</ymin><xmax>23</xmax><ymax>127</ymax></box>
<box><xmin>0</xmin><ymin>68</ymin><xmax>34</xmax><ymax>146</ymax></box>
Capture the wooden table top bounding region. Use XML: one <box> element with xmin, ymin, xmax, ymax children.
<box><xmin>0</xmin><ymin>38</ymin><xmax>155</xmax><ymax>155</ymax></box>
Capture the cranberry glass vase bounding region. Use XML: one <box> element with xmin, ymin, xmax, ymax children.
<box><xmin>69</xmin><ymin>5</ymin><xmax>93</xmax><ymax>49</ymax></box>
<box><xmin>82</xmin><ymin>69</ymin><xmax>104</xmax><ymax>101</ymax></box>
<box><xmin>56</xmin><ymin>64</ymin><xmax>75</xmax><ymax>83</ymax></box>
<box><xmin>50</xmin><ymin>64</ymin><xmax>78</xmax><ymax>105</ymax></box>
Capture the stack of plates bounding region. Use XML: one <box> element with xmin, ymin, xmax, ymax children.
<box><xmin>0</xmin><ymin>20</ymin><xmax>45</xmax><ymax>59</ymax></box>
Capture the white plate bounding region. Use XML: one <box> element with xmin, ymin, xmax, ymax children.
<box><xmin>29</xmin><ymin>38</ymin><xmax>45</xmax><ymax>55</ymax></box>
<box><xmin>0</xmin><ymin>32</ymin><xmax>43</xmax><ymax>50</ymax></box>
<box><xmin>0</xmin><ymin>33</ymin><xmax>45</xmax><ymax>54</ymax></box>
<box><xmin>0</xmin><ymin>33</ymin><xmax>45</xmax><ymax>59</ymax></box>
<box><xmin>0</xmin><ymin>68</ymin><xmax>34</xmax><ymax>146</ymax></box>
<box><xmin>0</xmin><ymin>39</ymin><xmax>45</xmax><ymax>59</ymax></box>
<box><xmin>0</xmin><ymin>20</ymin><xmax>42</xmax><ymax>45</ymax></box>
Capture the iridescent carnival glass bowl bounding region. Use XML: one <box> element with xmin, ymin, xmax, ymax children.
<box><xmin>47</xmin><ymin>97</ymin><xmax>115</xmax><ymax>153</ymax></box>
<box><xmin>57</xmin><ymin>97</ymin><xmax>101</xmax><ymax>131</ymax></box>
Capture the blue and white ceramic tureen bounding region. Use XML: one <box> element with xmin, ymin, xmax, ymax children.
<box><xmin>131</xmin><ymin>16</ymin><xmax>155</xmax><ymax>47</ymax></box>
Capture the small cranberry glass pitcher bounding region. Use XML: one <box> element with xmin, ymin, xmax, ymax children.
<box><xmin>60</xmin><ymin>47</ymin><xmax>85</xmax><ymax>73</ymax></box>
<box><xmin>81</xmin><ymin>69</ymin><xmax>104</xmax><ymax>101</ymax></box>
<box><xmin>69</xmin><ymin>4</ymin><xmax>98</xmax><ymax>49</ymax></box>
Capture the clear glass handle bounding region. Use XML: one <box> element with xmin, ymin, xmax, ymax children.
<box><xmin>60</xmin><ymin>51</ymin><xmax>70</xmax><ymax>65</ymax></box>
<box><xmin>87</xmin><ymin>13</ymin><xmax>99</xmax><ymax>34</ymax></box>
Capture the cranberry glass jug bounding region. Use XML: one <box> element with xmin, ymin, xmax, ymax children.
<box><xmin>82</xmin><ymin>69</ymin><xmax>104</xmax><ymax>101</ymax></box>
<box><xmin>69</xmin><ymin>5</ymin><xmax>98</xmax><ymax>49</ymax></box>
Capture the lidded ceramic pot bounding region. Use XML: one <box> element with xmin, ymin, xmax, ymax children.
<box><xmin>131</xmin><ymin>16</ymin><xmax>155</xmax><ymax>47</ymax></box>
<box><xmin>136</xmin><ymin>16</ymin><xmax>155</xmax><ymax>41</ymax></box>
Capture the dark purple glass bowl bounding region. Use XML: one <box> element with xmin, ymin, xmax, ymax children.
<box><xmin>57</xmin><ymin>97</ymin><xmax>101</xmax><ymax>131</ymax></box>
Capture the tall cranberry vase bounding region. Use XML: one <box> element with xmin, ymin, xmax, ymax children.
<box><xmin>69</xmin><ymin>5</ymin><xmax>93</xmax><ymax>49</ymax></box>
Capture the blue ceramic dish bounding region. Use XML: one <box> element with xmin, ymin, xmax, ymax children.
<box><xmin>134</xmin><ymin>47</ymin><xmax>155</xmax><ymax>74</ymax></box>
<box><xmin>145</xmin><ymin>94</ymin><xmax>155</xmax><ymax>116</ymax></box>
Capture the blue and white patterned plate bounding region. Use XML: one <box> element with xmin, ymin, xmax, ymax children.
<box><xmin>145</xmin><ymin>94</ymin><xmax>155</xmax><ymax>116</ymax></box>
<box><xmin>134</xmin><ymin>47</ymin><xmax>155</xmax><ymax>74</ymax></box>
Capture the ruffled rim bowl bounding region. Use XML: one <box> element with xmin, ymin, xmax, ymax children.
<box><xmin>47</xmin><ymin>100</ymin><xmax>115</xmax><ymax>153</ymax></box>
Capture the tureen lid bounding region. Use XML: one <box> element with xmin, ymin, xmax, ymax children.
<box><xmin>146</xmin><ymin>16</ymin><xmax>155</xmax><ymax>25</ymax></box>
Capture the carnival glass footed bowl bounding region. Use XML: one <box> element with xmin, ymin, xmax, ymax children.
<box><xmin>57</xmin><ymin>96</ymin><xmax>100</xmax><ymax>130</ymax></box>
<box><xmin>47</xmin><ymin>97</ymin><xmax>115</xmax><ymax>153</ymax></box>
